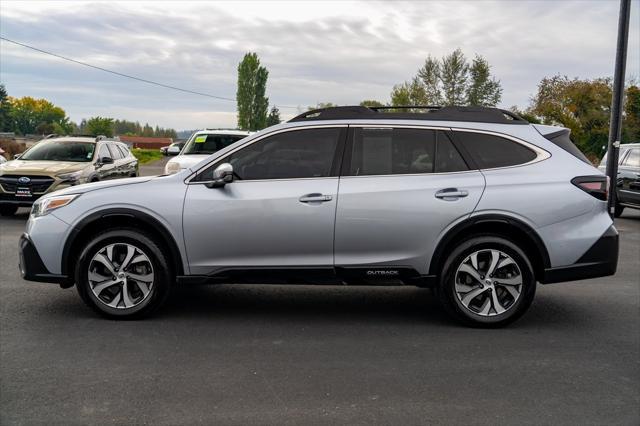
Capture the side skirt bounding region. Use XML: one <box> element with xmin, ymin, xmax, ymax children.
<box><xmin>176</xmin><ymin>266</ymin><xmax>437</xmax><ymax>287</ymax></box>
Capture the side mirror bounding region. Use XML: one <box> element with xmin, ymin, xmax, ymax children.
<box><xmin>99</xmin><ymin>157</ymin><xmax>114</xmax><ymax>165</ymax></box>
<box><xmin>206</xmin><ymin>163</ymin><xmax>234</xmax><ymax>188</ymax></box>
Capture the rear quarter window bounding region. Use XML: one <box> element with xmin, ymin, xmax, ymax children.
<box><xmin>455</xmin><ymin>131</ymin><xmax>537</xmax><ymax>169</ymax></box>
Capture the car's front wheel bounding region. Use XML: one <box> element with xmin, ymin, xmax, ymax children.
<box><xmin>75</xmin><ymin>228</ymin><xmax>172</xmax><ymax>319</ymax></box>
<box><xmin>437</xmin><ymin>236</ymin><xmax>536</xmax><ymax>327</ymax></box>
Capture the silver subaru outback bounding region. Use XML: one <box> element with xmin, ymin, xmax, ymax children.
<box><xmin>19</xmin><ymin>106</ymin><xmax>618</xmax><ymax>327</ymax></box>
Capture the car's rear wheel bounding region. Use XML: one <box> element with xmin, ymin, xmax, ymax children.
<box><xmin>0</xmin><ymin>205</ymin><xmax>18</xmax><ymax>216</ymax></box>
<box><xmin>614</xmin><ymin>202</ymin><xmax>625</xmax><ymax>218</ymax></box>
<box><xmin>437</xmin><ymin>236</ymin><xmax>536</xmax><ymax>327</ymax></box>
<box><xmin>75</xmin><ymin>228</ymin><xmax>172</xmax><ymax>319</ymax></box>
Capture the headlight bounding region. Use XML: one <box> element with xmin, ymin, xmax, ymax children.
<box><xmin>31</xmin><ymin>194</ymin><xmax>80</xmax><ymax>217</ymax></box>
<box><xmin>165</xmin><ymin>161</ymin><xmax>181</xmax><ymax>175</ymax></box>
<box><xmin>56</xmin><ymin>170</ymin><xmax>84</xmax><ymax>184</ymax></box>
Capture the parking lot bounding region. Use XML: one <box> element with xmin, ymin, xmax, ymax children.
<box><xmin>0</xmin><ymin>159</ymin><xmax>638</xmax><ymax>425</ymax></box>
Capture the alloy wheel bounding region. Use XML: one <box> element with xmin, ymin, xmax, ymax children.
<box><xmin>454</xmin><ymin>249</ymin><xmax>523</xmax><ymax>317</ymax></box>
<box><xmin>88</xmin><ymin>243</ymin><xmax>154</xmax><ymax>309</ymax></box>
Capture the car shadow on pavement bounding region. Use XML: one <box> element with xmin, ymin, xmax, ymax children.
<box><xmin>155</xmin><ymin>284</ymin><xmax>591</xmax><ymax>329</ymax></box>
<box><xmin>163</xmin><ymin>285</ymin><xmax>452</xmax><ymax>325</ymax></box>
<box><xmin>32</xmin><ymin>282</ymin><xmax>597</xmax><ymax>329</ymax></box>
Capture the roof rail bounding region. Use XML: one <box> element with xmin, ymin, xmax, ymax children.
<box><xmin>95</xmin><ymin>135</ymin><xmax>108</xmax><ymax>142</ymax></box>
<box><xmin>289</xmin><ymin>105</ymin><xmax>528</xmax><ymax>125</ymax></box>
<box><xmin>43</xmin><ymin>133</ymin><xmax>59</xmax><ymax>139</ymax></box>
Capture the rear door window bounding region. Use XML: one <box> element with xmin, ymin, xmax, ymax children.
<box><xmin>435</xmin><ymin>131</ymin><xmax>468</xmax><ymax>173</ymax></box>
<box><xmin>455</xmin><ymin>131</ymin><xmax>537</xmax><ymax>169</ymax></box>
<box><xmin>348</xmin><ymin>128</ymin><xmax>436</xmax><ymax>176</ymax></box>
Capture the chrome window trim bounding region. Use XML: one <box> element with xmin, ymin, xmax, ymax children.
<box><xmin>185</xmin><ymin>124</ymin><xmax>348</xmax><ymax>184</ymax></box>
<box><xmin>339</xmin><ymin>170</ymin><xmax>480</xmax><ymax>179</ymax></box>
<box><xmin>186</xmin><ymin>123</ymin><xmax>551</xmax><ymax>184</ymax></box>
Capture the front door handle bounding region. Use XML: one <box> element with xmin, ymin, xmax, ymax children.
<box><xmin>435</xmin><ymin>188</ymin><xmax>469</xmax><ymax>200</ymax></box>
<box><xmin>299</xmin><ymin>193</ymin><xmax>333</xmax><ymax>203</ymax></box>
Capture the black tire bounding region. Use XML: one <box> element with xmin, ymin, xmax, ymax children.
<box><xmin>75</xmin><ymin>228</ymin><xmax>173</xmax><ymax>319</ymax></box>
<box><xmin>0</xmin><ymin>205</ymin><xmax>19</xmax><ymax>216</ymax></box>
<box><xmin>614</xmin><ymin>203</ymin><xmax>625</xmax><ymax>218</ymax></box>
<box><xmin>437</xmin><ymin>236</ymin><xmax>536</xmax><ymax>328</ymax></box>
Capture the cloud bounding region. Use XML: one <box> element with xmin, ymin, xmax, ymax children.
<box><xmin>0</xmin><ymin>0</ymin><xmax>638</xmax><ymax>130</ymax></box>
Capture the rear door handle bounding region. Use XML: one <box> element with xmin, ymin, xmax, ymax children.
<box><xmin>299</xmin><ymin>193</ymin><xmax>333</xmax><ymax>203</ymax></box>
<box><xmin>435</xmin><ymin>188</ymin><xmax>469</xmax><ymax>200</ymax></box>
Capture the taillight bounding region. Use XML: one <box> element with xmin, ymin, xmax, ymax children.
<box><xmin>571</xmin><ymin>176</ymin><xmax>609</xmax><ymax>201</ymax></box>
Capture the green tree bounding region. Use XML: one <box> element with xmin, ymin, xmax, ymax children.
<box><xmin>508</xmin><ymin>106</ymin><xmax>541</xmax><ymax>124</ymax></box>
<box><xmin>0</xmin><ymin>84</ymin><xmax>12</xmax><ymax>132</ymax></box>
<box><xmin>266</xmin><ymin>106</ymin><xmax>281</xmax><ymax>126</ymax></box>
<box><xmin>142</xmin><ymin>123</ymin><xmax>154</xmax><ymax>137</ymax></box>
<box><xmin>623</xmin><ymin>85</ymin><xmax>640</xmax><ymax>143</ymax></box>
<box><xmin>467</xmin><ymin>55</ymin><xmax>502</xmax><ymax>106</ymax></box>
<box><xmin>35</xmin><ymin>122</ymin><xmax>56</xmax><ymax>135</ymax></box>
<box><xmin>390</xmin><ymin>77</ymin><xmax>427</xmax><ymax>108</ymax></box>
<box><xmin>236</xmin><ymin>52</ymin><xmax>269</xmax><ymax>131</ymax></box>
<box><xmin>440</xmin><ymin>49</ymin><xmax>469</xmax><ymax>106</ymax></box>
<box><xmin>85</xmin><ymin>117</ymin><xmax>114</xmax><ymax>137</ymax></box>
<box><xmin>359</xmin><ymin>100</ymin><xmax>385</xmax><ymax>108</ymax></box>
<box><xmin>529</xmin><ymin>75</ymin><xmax>612</xmax><ymax>157</ymax></box>
<box><xmin>392</xmin><ymin>49</ymin><xmax>502</xmax><ymax>107</ymax></box>
<box><xmin>417</xmin><ymin>55</ymin><xmax>442</xmax><ymax>105</ymax></box>
<box><xmin>9</xmin><ymin>96</ymin><xmax>69</xmax><ymax>135</ymax></box>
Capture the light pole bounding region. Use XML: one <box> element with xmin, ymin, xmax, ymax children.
<box><xmin>606</xmin><ymin>0</ymin><xmax>631</xmax><ymax>216</ymax></box>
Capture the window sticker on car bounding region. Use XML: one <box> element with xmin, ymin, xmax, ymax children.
<box><xmin>195</xmin><ymin>136</ymin><xmax>207</xmax><ymax>143</ymax></box>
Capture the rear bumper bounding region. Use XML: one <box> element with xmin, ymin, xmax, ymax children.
<box><xmin>540</xmin><ymin>225</ymin><xmax>618</xmax><ymax>284</ymax></box>
<box><xmin>19</xmin><ymin>233</ymin><xmax>70</xmax><ymax>284</ymax></box>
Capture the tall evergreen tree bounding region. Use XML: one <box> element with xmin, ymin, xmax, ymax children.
<box><xmin>467</xmin><ymin>55</ymin><xmax>502</xmax><ymax>106</ymax></box>
<box><xmin>236</xmin><ymin>52</ymin><xmax>269</xmax><ymax>131</ymax></box>
<box><xmin>440</xmin><ymin>49</ymin><xmax>468</xmax><ymax>106</ymax></box>
<box><xmin>391</xmin><ymin>49</ymin><xmax>502</xmax><ymax>107</ymax></box>
<box><xmin>417</xmin><ymin>55</ymin><xmax>442</xmax><ymax>105</ymax></box>
<box><xmin>0</xmin><ymin>84</ymin><xmax>12</xmax><ymax>132</ymax></box>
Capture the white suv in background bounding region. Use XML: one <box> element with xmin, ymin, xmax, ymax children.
<box><xmin>164</xmin><ymin>129</ymin><xmax>250</xmax><ymax>174</ymax></box>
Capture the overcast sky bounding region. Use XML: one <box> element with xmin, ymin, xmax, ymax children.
<box><xmin>1</xmin><ymin>0</ymin><xmax>638</xmax><ymax>130</ymax></box>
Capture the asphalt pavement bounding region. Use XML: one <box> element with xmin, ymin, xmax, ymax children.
<box><xmin>1</xmin><ymin>158</ymin><xmax>638</xmax><ymax>425</ymax></box>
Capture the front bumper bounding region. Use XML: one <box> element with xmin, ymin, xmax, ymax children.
<box><xmin>540</xmin><ymin>225</ymin><xmax>619</xmax><ymax>284</ymax></box>
<box><xmin>0</xmin><ymin>193</ymin><xmax>42</xmax><ymax>207</ymax></box>
<box><xmin>19</xmin><ymin>233</ymin><xmax>70</xmax><ymax>284</ymax></box>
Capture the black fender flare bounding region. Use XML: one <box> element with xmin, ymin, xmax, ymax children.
<box><xmin>428</xmin><ymin>214</ymin><xmax>550</xmax><ymax>277</ymax></box>
<box><xmin>61</xmin><ymin>208</ymin><xmax>185</xmax><ymax>277</ymax></box>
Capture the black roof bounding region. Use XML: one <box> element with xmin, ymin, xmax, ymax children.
<box><xmin>289</xmin><ymin>106</ymin><xmax>529</xmax><ymax>125</ymax></box>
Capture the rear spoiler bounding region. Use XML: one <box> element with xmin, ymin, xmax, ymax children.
<box><xmin>533</xmin><ymin>125</ymin><xmax>591</xmax><ymax>164</ymax></box>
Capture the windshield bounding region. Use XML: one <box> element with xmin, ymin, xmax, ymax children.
<box><xmin>20</xmin><ymin>141</ymin><xmax>96</xmax><ymax>162</ymax></box>
<box><xmin>182</xmin><ymin>133</ymin><xmax>246</xmax><ymax>155</ymax></box>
